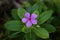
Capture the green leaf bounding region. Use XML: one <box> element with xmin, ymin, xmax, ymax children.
<box><xmin>33</xmin><ymin>10</ymin><xmax>40</xmax><ymax>15</ymax></box>
<box><xmin>30</xmin><ymin>3</ymin><xmax>40</xmax><ymax>13</ymax></box>
<box><xmin>33</xmin><ymin>27</ymin><xmax>49</xmax><ymax>39</ymax></box>
<box><xmin>18</xmin><ymin>8</ymin><xmax>26</xmax><ymax>19</ymax></box>
<box><xmin>11</xmin><ymin>9</ymin><xmax>19</xmax><ymax>20</ymax></box>
<box><xmin>39</xmin><ymin>10</ymin><xmax>53</xmax><ymax>25</ymax></box>
<box><xmin>22</xmin><ymin>26</ymin><xmax>32</xmax><ymax>33</ymax></box>
<box><xmin>41</xmin><ymin>24</ymin><xmax>56</xmax><ymax>33</ymax></box>
<box><xmin>5</xmin><ymin>20</ymin><xmax>23</xmax><ymax>31</ymax></box>
<box><xmin>26</xmin><ymin>3</ymin><xmax>40</xmax><ymax>13</ymax></box>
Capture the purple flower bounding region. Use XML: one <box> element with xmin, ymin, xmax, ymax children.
<box><xmin>22</xmin><ymin>12</ymin><xmax>37</xmax><ymax>27</ymax></box>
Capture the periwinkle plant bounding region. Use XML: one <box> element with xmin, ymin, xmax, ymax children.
<box><xmin>4</xmin><ymin>2</ymin><xmax>56</xmax><ymax>40</ymax></box>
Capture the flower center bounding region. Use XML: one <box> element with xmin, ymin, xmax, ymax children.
<box><xmin>28</xmin><ymin>18</ymin><xmax>31</xmax><ymax>20</ymax></box>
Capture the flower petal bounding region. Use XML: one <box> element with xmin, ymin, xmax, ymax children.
<box><xmin>26</xmin><ymin>21</ymin><xmax>32</xmax><ymax>27</ymax></box>
<box><xmin>31</xmin><ymin>19</ymin><xmax>37</xmax><ymax>24</ymax></box>
<box><xmin>25</xmin><ymin>12</ymin><xmax>30</xmax><ymax>18</ymax></box>
<box><xmin>22</xmin><ymin>18</ymin><xmax>27</xmax><ymax>23</ymax></box>
<box><xmin>31</xmin><ymin>13</ymin><xmax>37</xmax><ymax>19</ymax></box>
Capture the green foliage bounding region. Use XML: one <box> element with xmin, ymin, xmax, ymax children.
<box><xmin>22</xmin><ymin>26</ymin><xmax>32</xmax><ymax>33</ymax></box>
<box><xmin>18</xmin><ymin>8</ymin><xmax>26</xmax><ymax>19</ymax></box>
<box><xmin>26</xmin><ymin>3</ymin><xmax>40</xmax><ymax>13</ymax></box>
<box><xmin>33</xmin><ymin>27</ymin><xmax>49</xmax><ymax>39</ymax></box>
<box><xmin>41</xmin><ymin>24</ymin><xmax>56</xmax><ymax>33</ymax></box>
<box><xmin>5</xmin><ymin>20</ymin><xmax>23</xmax><ymax>31</ymax></box>
<box><xmin>39</xmin><ymin>10</ymin><xmax>53</xmax><ymax>25</ymax></box>
<box><xmin>11</xmin><ymin>9</ymin><xmax>20</xmax><ymax>20</ymax></box>
<box><xmin>30</xmin><ymin>3</ymin><xmax>40</xmax><ymax>13</ymax></box>
<box><xmin>3</xmin><ymin>0</ymin><xmax>57</xmax><ymax>40</ymax></box>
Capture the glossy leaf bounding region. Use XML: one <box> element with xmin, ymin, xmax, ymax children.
<box><xmin>11</xmin><ymin>9</ymin><xmax>19</xmax><ymax>20</ymax></box>
<box><xmin>22</xmin><ymin>26</ymin><xmax>32</xmax><ymax>33</ymax></box>
<box><xmin>26</xmin><ymin>3</ymin><xmax>40</xmax><ymax>13</ymax></box>
<box><xmin>39</xmin><ymin>10</ymin><xmax>53</xmax><ymax>25</ymax></box>
<box><xmin>30</xmin><ymin>3</ymin><xmax>40</xmax><ymax>13</ymax></box>
<box><xmin>33</xmin><ymin>27</ymin><xmax>49</xmax><ymax>39</ymax></box>
<box><xmin>18</xmin><ymin>8</ymin><xmax>26</xmax><ymax>19</ymax></box>
<box><xmin>41</xmin><ymin>24</ymin><xmax>56</xmax><ymax>33</ymax></box>
<box><xmin>5</xmin><ymin>20</ymin><xmax>23</xmax><ymax>31</ymax></box>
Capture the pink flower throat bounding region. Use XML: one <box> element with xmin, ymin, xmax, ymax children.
<box><xmin>28</xmin><ymin>18</ymin><xmax>31</xmax><ymax>20</ymax></box>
